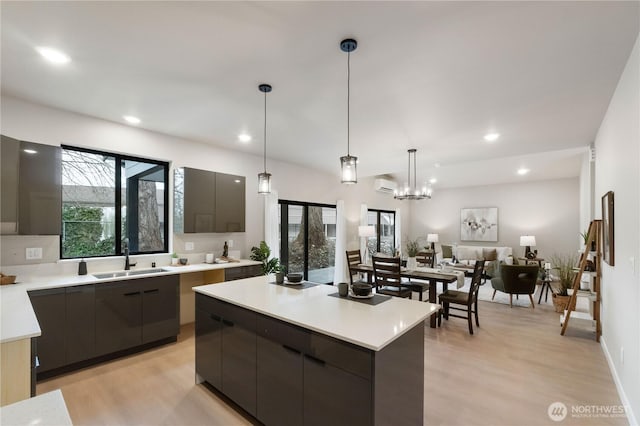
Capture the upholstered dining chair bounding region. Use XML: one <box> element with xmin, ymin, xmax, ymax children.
<box><xmin>345</xmin><ymin>250</ymin><xmax>368</xmax><ymax>286</ymax></box>
<box><xmin>490</xmin><ymin>264</ymin><xmax>539</xmax><ymax>308</ymax></box>
<box><xmin>416</xmin><ymin>251</ymin><xmax>435</xmax><ymax>268</ymax></box>
<box><xmin>372</xmin><ymin>255</ymin><xmax>412</xmax><ymax>299</ymax></box>
<box><xmin>438</xmin><ymin>260</ymin><xmax>485</xmax><ymax>335</ymax></box>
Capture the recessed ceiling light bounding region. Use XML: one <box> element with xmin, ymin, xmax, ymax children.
<box><xmin>234</xmin><ymin>179</ymin><xmax>241</xmax><ymax>183</ymax></box>
<box><xmin>36</xmin><ymin>47</ymin><xmax>71</xmax><ymax>64</ymax></box>
<box><xmin>517</xmin><ymin>168</ymin><xmax>530</xmax><ymax>175</ymax></box>
<box><xmin>238</xmin><ymin>133</ymin><xmax>252</xmax><ymax>143</ymax></box>
<box><xmin>23</xmin><ymin>149</ymin><xmax>38</xmax><ymax>155</ymax></box>
<box><xmin>123</xmin><ymin>115</ymin><xmax>141</xmax><ymax>125</ymax></box>
<box><xmin>484</xmin><ymin>133</ymin><xmax>500</xmax><ymax>142</ymax></box>
<box><xmin>429</xmin><ymin>178</ymin><xmax>437</xmax><ymax>184</ymax></box>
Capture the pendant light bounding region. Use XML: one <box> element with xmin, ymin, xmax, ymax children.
<box><xmin>394</xmin><ymin>149</ymin><xmax>432</xmax><ymax>200</ymax></box>
<box><xmin>258</xmin><ymin>83</ymin><xmax>272</xmax><ymax>194</ymax></box>
<box><xmin>339</xmin><ymin>38</ymin><xmax>358</xmax><ymax>184</ymax></box>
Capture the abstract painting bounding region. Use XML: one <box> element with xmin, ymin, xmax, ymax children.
<box><xmin>460</xmin><ymin>207</ymin><xmax>498</xmax><ymax>242</ymax></box>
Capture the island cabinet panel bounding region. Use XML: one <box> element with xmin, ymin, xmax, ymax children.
<box><xmin>28</xmin><ymin>288</ymin><xmax>66</xmax><ymax>372</ymax></box>
<box><xmin>221</xmin><ymin>303</ymin><xmax>257</xmax><ymax>416</ymax></box>
<box><xmin>95</xmin><ymin>281</ymin><xmax>143</xmax><ymax>355</ymax></box>
<box><xmin>140</xmin><ymin>275</ymin><xmax>179</xmax><ymax>344</ymax></box>
<box><xmin>65</xmin><ymin>285</ymin><xmax>95</xmax><ymax>364</ymax></box>
<box><xmin>195</xmin><ymin>307</ymin><xmax>223</xmax><ymax>388</ymax></box>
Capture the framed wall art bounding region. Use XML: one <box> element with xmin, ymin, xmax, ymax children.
<box><xmin>601</xmin><ymin>191</ymin><xmax>614</xmax><ymax>266</ymax></box>
<box><xmin>460</xmin><ymin>207</ymin><xmax>498</xmax><ymax>242</ymax></box>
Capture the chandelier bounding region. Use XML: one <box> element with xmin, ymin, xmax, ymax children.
<box><xmin>394</xmin><ymin>149</ymin><xmax>432</xmax><ymax>200</ymax></box>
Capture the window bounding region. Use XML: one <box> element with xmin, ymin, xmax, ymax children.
<box><xmin>279</xmin><ymin>200</ymin><xmax>337</xmax><ymax>284</ymax></box>
<box><xmin>61</xmin><ymin>146</ymin><xmax>169</xmax><ymax>259</ymax></box>
<box><xmin>367</xmin><ymin>209</ymin><xmax>396</xmax><ymax>256</ymax></box>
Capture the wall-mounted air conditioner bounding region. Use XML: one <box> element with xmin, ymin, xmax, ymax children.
<box><xmin>374</xmin><ymin>178</ymin><xmax>397</xmax><ymax>194</ymax></box>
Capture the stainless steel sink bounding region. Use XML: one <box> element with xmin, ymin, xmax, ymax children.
<box><xmin>93</xmin><ymin>268</ymin><xmax>167</xmax><ymax>279</ymax></box>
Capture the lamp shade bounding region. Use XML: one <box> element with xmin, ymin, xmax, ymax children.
<box><xmin>358</xmin><ymin>225</ymin><xmax>376</xmax><ymax>238</ymax></box>
<box><xmin>426</xmin><ymin>233</ymin><xmax>439</xmax><ymax>243</ymax></box>
<box><xmin>520</xmin><ymin>235</ymin><xmax>536</xmax><ymax>247</ymax></box>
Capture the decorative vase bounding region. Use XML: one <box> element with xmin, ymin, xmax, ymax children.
<box><xmin>407</xmin><ymin>257</ymin><xmax>417</xmax><ymax>270</ymax></box>
<box><xmin>552</xmin><ymin>293</ymin><xmax>570</xmax><ymax>313</ymax></box>
<box><xmin>275</xmin><ymin>272</ymin><xmax>285</xmax><ymax>284</ymax></box>
<box><xmin>171</xmin><ymin>258</ymin><xmax>178</xmax><ymax>265</ymax></box>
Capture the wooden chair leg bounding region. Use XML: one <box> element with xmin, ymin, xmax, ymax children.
<box><xmin>492</xmin><ymin>289</ymin><xmax>497</xmax><ymax>300</ymax></box>
<box><xmin>475</xmin><ymin>299</ymin><xmax>480</xmax><ymax>327</ymax></box>
<box><xmin>509</xmin><ymin>294</ymin><xmax>513</xmax><ymax>308</ymax></box>
<box><xmin>528</xmin><ymin>294</ymin><xmax>535</xmax><ymax>309</ymax></box>
<box><xmin>467</xmin><ymin>307</ymin><xmax>474</xmax><ymax>335</ymax></box>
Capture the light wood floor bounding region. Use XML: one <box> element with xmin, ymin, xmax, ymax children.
<box><xmin>38</xmin><ymin>299</ymin><xmax>625</xmax><ymax>426</ymax></box>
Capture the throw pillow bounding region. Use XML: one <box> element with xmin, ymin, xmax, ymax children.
<box><xmin>483</xmin><ymin>248</ymin><xmax>497</xmax><ymax>261</ymax></box>
<box><xmin>441</xmin><ymin>244</ymin><xmax>453</xmax><ymax>258</ymax></box>
<box><xmin>457</xmin><ymin>247</ymin><xmax>476</xmax><ymax>260</ymax></box>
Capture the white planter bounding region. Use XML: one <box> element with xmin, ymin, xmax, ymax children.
<box><xmin>171</xmin><ymin>258</ymin><xmax>178</xmax><ymax>265</ymax></box>
<box><xmin>407</xmin><ymin>257</ymin><xmax>417</xmax><ymax>270</ymax></box>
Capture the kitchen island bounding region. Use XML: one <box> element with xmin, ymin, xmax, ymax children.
<box><xmin>194</xmin><ymin>276</ymin><xmax>439</xmax><ymax>426</ymax></box>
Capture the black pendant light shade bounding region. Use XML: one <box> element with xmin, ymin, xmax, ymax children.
<box><xmin>258</xmin><ymin>83</ymin><xmax>272</xmax><ymax>194</ymax></box>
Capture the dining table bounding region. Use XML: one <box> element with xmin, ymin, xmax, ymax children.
<box><xmin>349</xmin><ymin>264</ymin><xmax>464</xmax><ymax>328</ymax></box>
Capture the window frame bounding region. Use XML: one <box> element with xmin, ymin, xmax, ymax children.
<box><xmin>367</xmin><ymin>208</ymin><xmax>396</xmax><ymax>254</ymax></box>
<box><xmin>60</xmin><ymin>145</ymin><xmax>169</xmax><ymax>259</ymax></box>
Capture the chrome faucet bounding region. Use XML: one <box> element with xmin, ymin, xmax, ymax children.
<box><xmin>123</xmin><ymin>239</ymin><xmax>136</xmax><ymax>270</ymax></box>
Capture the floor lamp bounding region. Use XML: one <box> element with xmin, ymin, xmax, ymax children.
<box><xmin>427</xmin><ymin>233</ymin><xmax>439</xmax><ymax>251</ymax></box>
<box><xmin>358</xmin><ymin>225</ymin><xmax>376</xmax><ymax>264</ymax></box>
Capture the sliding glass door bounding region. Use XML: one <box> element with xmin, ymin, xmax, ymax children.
<box><xmin>279</xmin><ymin>200</ymin><xmax>336</xmax><ymax>284</ymax></box>
<box><xmin>367</xmin><ymin>209</ymin><xmax>396</xmax><ymax>256</ymax></box>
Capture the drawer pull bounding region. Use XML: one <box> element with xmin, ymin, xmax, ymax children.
<box><xmin>210</xmin><ymin>314</ymin><xmax>222</xmax><ymax>322</ymax></box>
<box><xmin>144</xmin><ymin>289</ymin><xmax>159</xmax><ymax>294</ymax></box>
<box><xmin>222</xmin><ymin>319</ymin><xmax>234</xmax><ymax>327</ymax></box>
<box><xmin>124</xmin><ymin>291</ymin><xmax>141</xmax><ymax>297</ymax></box>
<box><xmin>304</xmin><ymin>354</ymin><xmax>326</xmax><ymax>366</ymax></box>
<box><xmin>282</xmin><ymin>344</ymin><xmax>301</xmax><ymax>355</ymax></box>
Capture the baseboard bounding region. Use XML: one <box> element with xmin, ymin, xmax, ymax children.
<box><xmin>601</xmin><ymin>336</ymin><xmax>637</xmax><ymax>426</ymax></box>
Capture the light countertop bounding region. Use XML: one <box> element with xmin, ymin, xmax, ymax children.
<box><xmin>194</xmin><ymin>275</ymin><xmax>439</xmax><ymax>351</ymax></box>
<box><xmin>0</xmin><ymin>390</ymin><xmax>72</xmax><ymax>426</ymax></box>
<box><xmin>0</xmin><ymin>260</ymin><xmax>260</xmax><ymax>344</ymax></box>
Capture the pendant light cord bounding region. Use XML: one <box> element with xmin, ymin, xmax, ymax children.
<box><xmin>263</xmin><ymin>90</ymin><xmax>267</xmax><ymax>173</ymax></box>
<box><xmin>347</xmin><ymin>50</ymin><xmax>351</xmax><ymax>156</ymax></box>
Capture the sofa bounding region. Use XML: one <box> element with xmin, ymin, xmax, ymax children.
<box><xmin>436</xmin><ymin>244</ymin><xmax>513</xmax><ymax>278</ymax></box>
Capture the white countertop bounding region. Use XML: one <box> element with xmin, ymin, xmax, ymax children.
<box><xmin>0</xmin><ymin>260</ymin><xmax>260</xmax><ymax>344</ymax></box>
<box><xmin>0</xmin><ymin>390</ymin><xmax>73</xmax><ymax>426</ymax></box>
<box><xmin>194</xmin><ymin>276</ymin><xmax>439</xmax><ymax>351</ymax></box>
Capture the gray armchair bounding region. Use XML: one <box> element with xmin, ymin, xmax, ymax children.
<box><xmin>490</xmin><ymin>264</ymin><xmax>539</xmax><ymax>308</ymax></box>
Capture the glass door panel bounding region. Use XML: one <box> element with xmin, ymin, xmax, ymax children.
<box><xmin>307</xmin><ymin>206</ymin><xmax>336</xmax><ymax>284</ymax></box>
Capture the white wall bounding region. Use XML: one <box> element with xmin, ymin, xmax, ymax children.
<box><xmin>408</xmin><ymin>178</ymin><xmax>580</xmax><ymax>260</ymax></box>
<box><xmin>0</xmin><ymin>95</ymin><xmax>408</xmax><ymax>270</ymax></box>
<box><xmin>593</xmin><ymin>34</ymin><xmax>640</xmax><ymax>424</ymax></box>
<box><xmin>579</xmin><ymin>149</ymin><xmax>595</xmax><ymax>238</ymax></box>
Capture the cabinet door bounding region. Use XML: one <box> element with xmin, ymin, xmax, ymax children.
<box><xmin>303</xmin><ymin>355</ymin><xmax>371</xmax><ymax>426</ymax></box>
<box><xmin>65</xmin><ymin>285</ymin><xmax>95</xmax><ymax>364</ymax></box>
<box><xmin>183</xmin><ymin>167</ymin><xmax>216</xmax><ymax>233</ymax></box>
<box><xmin>195</xmin><ymin>307</ymin><xmax>222</xmax><ymax>389</ymax></box>
<box><xmin>140</xmin><ymin>275</ymin><xmax>179</xmax><ymax>344</ymax></box>
<box><xmin>28</xmin><ymin>288</ymin><xmax>66</xmax><ymax>372</ymax></box>
<box><xmin>1</xmin><ymin>135</ymin><xmax>20</xmax><ymax>233</ymax></box>
<box><xmin>257</xmin><ymin>336</ymin><xmax>303</xmax><ymax>426</ymax></box>
<box><xmin>95</xmin><ymin>281</ymin><xmax>142</xmax><ymax>355</ymax></box>
<box><xmin>221</xmin><ymin>305</ymin><xmax>257</xmax><ymax>416</ymax></box>
<box><xmin>214</xmin><ymin>172</ymin><xmax>245</xmax><ymax>232</ymax></box>
<box><xmin>18</xmin><ymin>141</ymin><xmax>61</xmax><ymax>235</ymax></box>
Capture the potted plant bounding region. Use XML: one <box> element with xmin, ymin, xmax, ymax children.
<box><xmin>250</xmin><ymin>241</ymin><xmax>281</xmax><ymax>275</ymax></box>
<box><xmin>549</xmin><ymin>253</ymin><xmax>578</xmax><ymax>313</ymax></box>
<box><xmin>405</xmin><ymin>238</ymin><xmax>420</xmax><ymax>269</ymax></box>
<box><xmin>274</xmin><ymin>264</ymin><xmax>287</xmax><ymax>284</ymax></box>
<box><xmin>171</xmin><ymin>252</ymin><xmax>179</xmax><ymax>265</ymax></box>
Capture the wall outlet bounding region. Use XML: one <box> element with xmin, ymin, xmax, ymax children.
<box><xmin>228</xmin><ymin>240</ymin><xmax>234</xmax><ymax>248</ymax></box>
<box><xmin>620</xmin><ymin>347</ymin><xmax>624</xmax><ymax>364</ymax></box>
<box><xmin>185</xmin><ymin>242</ymin><xmax>194</xmax><ymax>251</ymax></box>
<box><xmin>26</xmin><ymin>247</ymin><xmax>43</xmax><ymax>260</ymax></box>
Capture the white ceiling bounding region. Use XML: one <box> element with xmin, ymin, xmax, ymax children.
<box><xmin>2</xmin><ymin>1</ymin><xmax>638</xmax><ymax>188</ymax></box>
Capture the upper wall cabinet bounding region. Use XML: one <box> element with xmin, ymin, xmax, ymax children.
<box><xmin>1</xmin><ymin>135</ymin><xmax>62</xmax><ymax>235</ymax></box>
<box><xmin>174</xmin><ymin>167</ymin><xmax>245</xmax><ymax>233</ymax></box>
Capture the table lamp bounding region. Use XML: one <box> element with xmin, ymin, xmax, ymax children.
<box><xmin>426</xmin><ymin>233</ymin><xmax>439</xmax><ymax>251</ymax></box>
<box><xmin>358</xmin><ymin>225</ymin><xmax>376</xmax><ymax>264</ymax></box>
<box><xmin>520</xmin><ymin>235</ymin><xmax>536</xmax><ymax>258</ymax></box>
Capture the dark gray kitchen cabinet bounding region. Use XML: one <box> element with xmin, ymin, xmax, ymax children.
<box><xmin>221</xmin><ymin>302</ymin><xmax>257</xmax><ymax>417</ymax></box>
<box><xmin>174</xmin><ymin>167</ymin><xmax>246</xmax><ymax>233</ymax></box>
<box><xmin>224</xmin><ymin>264</ymin><xmax>262</xmax><ymax>281</ymax></box>
<box><xmin>65</xmin><ymin>284</ymin><xmax>96</xmax><ymax>364</ymax></box>
<box><xmin>28</xmin><ymin>288</ymin><xmax>66</xmax><ymax>372</ymax></box>
<box><xmin>141</xmin><ymin>275</ymin><xmax>179</xmax><ymax>344</ymax></box>
<box><xmin>214</xmin><ymin>172</ymin><xmax>245</xmax><ymax>232</ymax></box>
<box><xmin>95</xmin><ymin>281</ymin><xmax>143</xmax><ymax>355</ymax></box>
<box><xmin>195</xmin><ymin>304</ymin><xmax>223</xmax><ymax>389</ymax></box>
<box><xmin>1</xmin><ymin>135</ymin><xmax>20</xmax><ymax>233</ymax></box>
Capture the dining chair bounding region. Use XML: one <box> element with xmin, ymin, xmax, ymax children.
<box><xmin>372</xmin><ymin>255</ymin><xmax>412</xmax><ymax>299</ymax></box>
<box><xmin>416</xmin><ymin>251</ymin><xmax>435</xmax><ymax>268</ymax></box>
<box><xmin>345</xmin><ymin>250</ymin><xmax>368</xmax><ymax>286</ymax></box>
<box><xmin>438</xmin><ymin>260</ymin><xmax>485</xmax><ymax>334</ymax></box>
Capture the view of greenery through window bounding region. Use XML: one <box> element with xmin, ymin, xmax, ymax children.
<box><xmin>61</xmin><ymin>146</ymin><xmax>168</xmax><ymax>259</ymax></box>
<box><xmin>367</xmin><ymin>210</ymin><xmax>395</xmax><ymax>257</ymax></box>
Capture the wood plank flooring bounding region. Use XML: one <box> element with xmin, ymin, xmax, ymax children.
<box><xmin>38</xmin><ymin>298</ymin><xmax>625</xmax><ymax>425</ymax></box>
